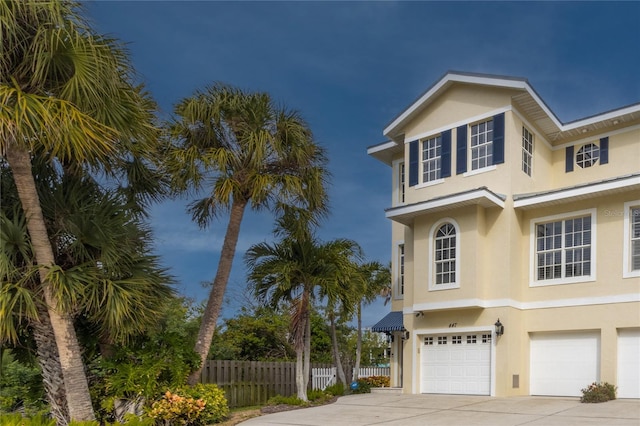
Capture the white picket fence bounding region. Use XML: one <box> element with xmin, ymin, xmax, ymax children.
<box><xmin>311</xmin><ymin>367</ymin><xmax>390</xmax><ymax>390</ymax></box>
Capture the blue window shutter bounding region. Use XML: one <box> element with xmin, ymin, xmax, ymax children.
<box><xmin>493</xmin><ymin>113</ymin><xmax>505</xmax><ymax>164</ymax></box>
<box><xmin>456</xmin><ymin>125</ymin><xmax>467</xmax><ymax>174</ymax></box>
<box><xmin>408</xmin><ymin>140</ymin><xmax>419</xmax><ymax>186</ymax></box>
<box><xmin>600</xmin><ymin>137</ymin><xmax>609</xmax><ymax>164</ymax></box>
<box><xmin>441</xmin><ymin>130</ymin><xmax>452</xmax><ymax>178</ymax></box>
<box><xmin>566</xmin><ymin>146</ymin><xmax>574</xmax><ymax>172</ymax></box>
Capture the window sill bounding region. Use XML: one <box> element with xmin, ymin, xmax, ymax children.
<box><xmin>428</xmin><ymin>283</ymin><xmax>460</xmax><ymax>291</ymax></box>
<box><xmin>529</xmin><ymin>276</ymin><xmax>596</xmax><ymax>287</ymax></box>
<box><xmin>415</xmin><ymin>178</ymin><xmax>445</xmax><ymax>190</ymax></box>
<box><xmin>463</xmin><ymin>165</ymin><xmax>497</xmax><ymax>177</ymax></box>
<box><xmin>623</xmin><ymin>271</ymin><xmax>640</xmax><ymax>279</ymax></box>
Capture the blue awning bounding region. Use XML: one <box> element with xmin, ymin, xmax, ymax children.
<box><xmin>371</xmin><ymin>311</ymin><xmax>405</xmax><ymax>332</ymax></box>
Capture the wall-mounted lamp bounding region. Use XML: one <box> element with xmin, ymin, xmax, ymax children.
<box><xmin>402</xmin><ymin>331</ymin><xmax>410</xmax><ymax>340</ymax></box>
<box><xmin>494</xmin><ymin>319</ymin><xmax>504</xmax><ymax>336</ymax></box>
<box><xmin>415</xmin><ymin>312</ymin><xmax>424</xmax><ymax>318</ymax></box>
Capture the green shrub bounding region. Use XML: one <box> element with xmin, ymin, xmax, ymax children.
<box><xmin>0</xmin><ymin>350</ymin><xmax>45</xmax><ymax>416</ymax></box>
<box><xmin>350</xmin><ymin>379</ymin><xmax>371</xmax><ymax>394</ymax></box>
<box><xmin>323</xmin><ymin>383</ymin><xmax>345</xmax><ymax>396</ymax></box>
<box><xmin>0</xmin><ymin>413</ymin><xmax>56</xmax><ymax>426</ymax></box>
<box><xmin>147</xmin><ymin>384</ymin><xmax>228</xmax><ymax>425</ymax></box>
<box><xmin>179</xmin><ymin>384</ymin><xmax>229</xmax><ymax>424</ymax></box>
<box><xmin>266</xmin><ymin>395</ymin><xmax>306</xmax><ymax>406</ymax></box>
<box><xmin>580</xmin><ymin>382</ymin><xmax>617</xmax><ymax>403</ymax></box>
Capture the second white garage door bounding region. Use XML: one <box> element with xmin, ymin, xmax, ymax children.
<box><xmin>530</xmin><ymin>331</ymin><xmax>600</xmax><ymax>397</ymax></box>
<box><xmin>618</xmin><ymin>328</ymin><xmax>640</xmax><ymax>399</ymax></box>
<box><xmin>421</xmin><ymin>333</ymin><xmax>491</xmax><ymax>395</ymax></box>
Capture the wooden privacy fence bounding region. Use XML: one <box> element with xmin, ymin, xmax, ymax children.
<box><xmin>199</xmin><ymin>360</ymin><xmax>331</xmax><ymax>408</ymax></box>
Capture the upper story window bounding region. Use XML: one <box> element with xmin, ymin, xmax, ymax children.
<box><xmin>522</xmin><ymin>127</ymin><xmax>534</xmax><ymax>176</ymax></box>
<box><xmin>565</xmin><ymin>137</ymin><xmax>609</xmax><ymax>173</ymax></box>
<box><xmin>399</xmin><ymin>162</ymin><xmax>405</xmax><ymax>204</ymax></box>
<box><xmin>576</xmin><ymin>143</ymin><xmax>600</xmax><ymax>168</ymax></box>
<box><xmin>429</xmin><ymin>219</ymin><xmax>460</xmax><ymax>290</ymax></box>
<box><xmin>470</xmin><ymin>119</ymin><xmax>494</xmax><ymax>170</ymax></box>
<box><xmin>397</xmin><ymin>243</ymin><xmax>405</xmax><ymax>297</ymax></box>
<box><xmin>422</xmin><ymin>135</ymin><xmax>442</xmax><ymax>182</ymax></box>
<box><xmin>531</xmin><ymin>210</ymin><xmax>596</xmax><ymax>286</ymax></box>
<box><xmin>623</xmin><ymin>201</ymin><xmax>640</xmax><ymax>278</ymax></box>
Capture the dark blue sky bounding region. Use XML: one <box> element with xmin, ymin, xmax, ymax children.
<box><xmin>86</xmin><ymin>1</ymin><xmax>640</xmax><ymax>327</ymax></box>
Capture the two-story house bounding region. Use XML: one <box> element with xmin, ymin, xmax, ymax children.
<box><xmin>369</xmin><ymin>71</ymin><xmax>640</xmax><ymax>398</ymax></box>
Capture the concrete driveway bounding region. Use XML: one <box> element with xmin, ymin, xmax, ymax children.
<box><xmin>239</xmin><ymin>392</ymin><xmax>640</xmax><ymax>425</ymax></box>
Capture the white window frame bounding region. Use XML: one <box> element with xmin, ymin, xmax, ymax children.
<box><xmin>421</xmin><ymin>135</ymin><xmax>442</xmax><ymax>183</ymax></box>
<box><xmin>392</xmin><ymin>159</ymin><xmax>405</xmax><ymax>206</ymax></box>
<box><xmin>470</xmin><ymin>118</ymin><xmax>494</xmax><ymax>171</ymax></box>
<box><xmin>522</xmin><ymin>126</ymin><xmax>534</xmax><ymax>176</ymax></box>
<box><xmin>623</xmin><ymin>200</ymin><xmax>640</xmax><ymax>278</ymax></box>
<box><xmin>576</xmin><ymin>143</ymin><xmax>600</xmax><ymax>168</ymax></box>
<box><xmin>395</xmin><ymin>242</ymin><xmax>405</xmax><ymax>299</ymax></box>
<box><xmin>429</xmin><ymin>218</ymin><xmax>460</xmax><ymax>291</ymax></box>
<box><xmin>529</xmin><ymin>209</ymin><xmax>597</xmax><ymax>287</ymax></box>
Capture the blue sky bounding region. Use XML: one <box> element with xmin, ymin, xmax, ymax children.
<box><xmin>86</xmin><ymin>1</ymin><xmax>640</xmax><ymax>327</ymax></box>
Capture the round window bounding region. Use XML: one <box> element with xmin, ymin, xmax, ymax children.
<box><xmin>576</xmin><ymin>143</ymin><xmax>600</xmax><ymax>168</ymax></box>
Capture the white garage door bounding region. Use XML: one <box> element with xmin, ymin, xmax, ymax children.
<box><xmin>530</xmin><ymin>332</ymin><xmax>600</xmax><ymax>397</ymax></box>
<box><xmin>618</xmin><ymin>329</ymin><xmax>640</xmax><ymax>398</ymax></box>
<box><xmin>421</xmin><ymin>333</ymin><xmax>491</xmax><ymax>395</ymax></box>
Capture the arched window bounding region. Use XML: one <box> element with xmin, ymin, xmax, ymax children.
<box><xmin>430</xmin><ymin>220</ymin><xmax>460</xmax><ymax>290</ymax></box>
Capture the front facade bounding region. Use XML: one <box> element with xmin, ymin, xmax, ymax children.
<box><xmin>369</xmin><ymin>72</ymin><xmax>640</xmax><ymax>398</ymax></box>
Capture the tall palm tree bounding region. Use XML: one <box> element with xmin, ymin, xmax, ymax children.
<box><xmin>352</xmin><ymin>261</ymin><xmax>390</xmax><ymax>379</ymax></box>
<box><xmin>1</xmin><ymin>2</ymin><xmax>161</xmax><ymax>420</ymax></box>
<box><xmin>1</xmin><ymin>163</ymin><xmax>173</xmax><ymax>422</ymax></box>
<box><xmin>165</xmin><ymin>84</ymin><xmax>328</xmax><ymax>385</ymax></box>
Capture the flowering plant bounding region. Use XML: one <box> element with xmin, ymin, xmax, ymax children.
<box><xmin>580</xmin><ymin>382</ymin><xmax>616</xmax><ymax>403</ymax></box>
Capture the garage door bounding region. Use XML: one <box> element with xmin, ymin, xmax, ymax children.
<box><xmin>421</xmin><ymin>333</ymin><xmax>491</xmax><ymax>395</ymax></box>
<box><xmin>530</xmin><ymin>332</ymin><xmax>600</xmax><ymax>397</ymax></box>
<box><xmin>618</xmin><ymin>329</ymin><xmax>640</xmax><ymax>398</ymax></box>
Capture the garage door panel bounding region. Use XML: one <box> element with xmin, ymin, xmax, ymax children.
<box><xmin>421</xmin><ymin>333</ymin><xmax>491</xmax><ymax>395</ymax></box>
<box><xmin>530</xmin><ymin>332</ymin><xmax>599</xmax><ymax>397</ymax></box>
<box><xmin>618</xmin><ymin>329</ymin><xmax>640</xmax><ymax>399</ymax></box>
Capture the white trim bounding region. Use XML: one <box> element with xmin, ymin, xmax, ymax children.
<box><xmin>511</xmin><ymin>108</ymin><xmax>553</xmax><ymax>151</ymax></box>
<box><xmin>623</xmin><ymin>200</ymin><xmax>640</xmax><ymax>278</ymax></box>
<box><xmin>404</xmin><ymin>106</ymin><xmax>511</xmax><ymax>144</ymax></box>
<box><xmin>514</xmin><ymin>176</ymin><xmax>640</xmax><ymax>208</ymax></box>
<box><xmin>548</xmin><ymin>123</ymin><xmax>640</xmax><ymax>151</ymax></box>
<box><xmin>367</xmin><ymin>140</ymin><xmax>398</xmax><ymax>155</ymax></box>
<box><xmin>463</xmin><ymin>165</ymin><xmax>497</xmax><ymax>178</ymax></box>
<box><xmin>410</xmin><ymin>293</ymin><xmax>640</xmax><ymax>312</ymax></box>
<box><xmin>528</xmin><ymin>208</ymin><xmax>597</xmax><ymax>287</ymax></box>
<box><xmin>428</xmin><ymin>218</ymin><xmax>461</xmax><ymax>291</ymax></box>
<box><xmin>384</xmin><ymin>72</ymin><xmax>640</xmax><ymax>140</ymax></box>
<box><xmin>386</xmin><ymin>188</ymin><xmax>505</xmax><ymax>220</ymax></box>
<box><xmin>411</xmin><ymin>325</ymin><xmax>497</xmax><ymax>396</ymax></box>
<box><xmin>414</xmin><ymin>178</ymin><xmax>444</xmax><ymax>190</ymax></box>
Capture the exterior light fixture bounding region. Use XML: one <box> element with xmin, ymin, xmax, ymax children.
<box><xmin>494</xmin><ymin>319</ymin><xmax>504</xmax><ymax>336</ymax></box>
<box><xmin>402</xmin><ymin>331</ymin><xmax>410</xmax><ymax>340</ymax></box>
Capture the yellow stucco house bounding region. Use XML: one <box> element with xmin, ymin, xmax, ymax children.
<box><xmin>368</xmin><ymin>71</ymin><xmax>640</xmax><ymax>398</ymax></box>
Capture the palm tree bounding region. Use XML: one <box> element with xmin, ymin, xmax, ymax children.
<box><xmin>317</xmin><ymin>241</ymin><xmax>362</xmax><ymax>386</ymax></box>
<box><xmin>245</xmin><ymin>207</ymin><xmax>339</xmax><ymax>401</ymax></box>
<box><xmin>1</xmin><ymin>2</ymin><xmax>161</xmax><ymax>420</ymax></box>
<box><xmin>352</xmin><ymin>261</ymin><xmax>391</xmax><ymax>379</ymax></box>
<box><xmin>165</xmin><ymin>84</ymin><xmax>328</xmax><ymax>385</ymax></box>
<box><xmin>1</xmin><ymin>163</ymin><xmax>173</xmax><ymax>422</ymax></box>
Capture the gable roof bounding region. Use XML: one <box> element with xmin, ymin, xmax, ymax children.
<box><xmin>379</xmin><ymin>70</ymin><xmax>640</xmax><ymax>147</ymax></box>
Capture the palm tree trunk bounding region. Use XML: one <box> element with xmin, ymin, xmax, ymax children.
<box><xmin>6</xmin><ymin>146</ymin><xmax>95</xmax><ymax>422</ymax></box>
<box><xmin>328</xmin><ymin>309</ymin><xmax>347</xmax><ymax>385</ymax></box>
<box><xmin>302</xmin><ymin>311</ymin><xmax>311</xmax><ymax>398</ymax></box>
<box><xmin>354</xmin><ymin>303</ymin><xmax>363</xmax><ymax>380</ymax></box>
<box><xmin>32</xmin><ymin>302</ymin><xmax>69</xmax><ymax>425</ymax></box>
<box><xmin>188</xmin><ymin>199</ymin><xmax>247</xmax><ymax>385</ymax></box>
<box><xmin>295</xmin><ymin>348</ymin><xmax>306</xmax><ymax>401</ymax></box>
